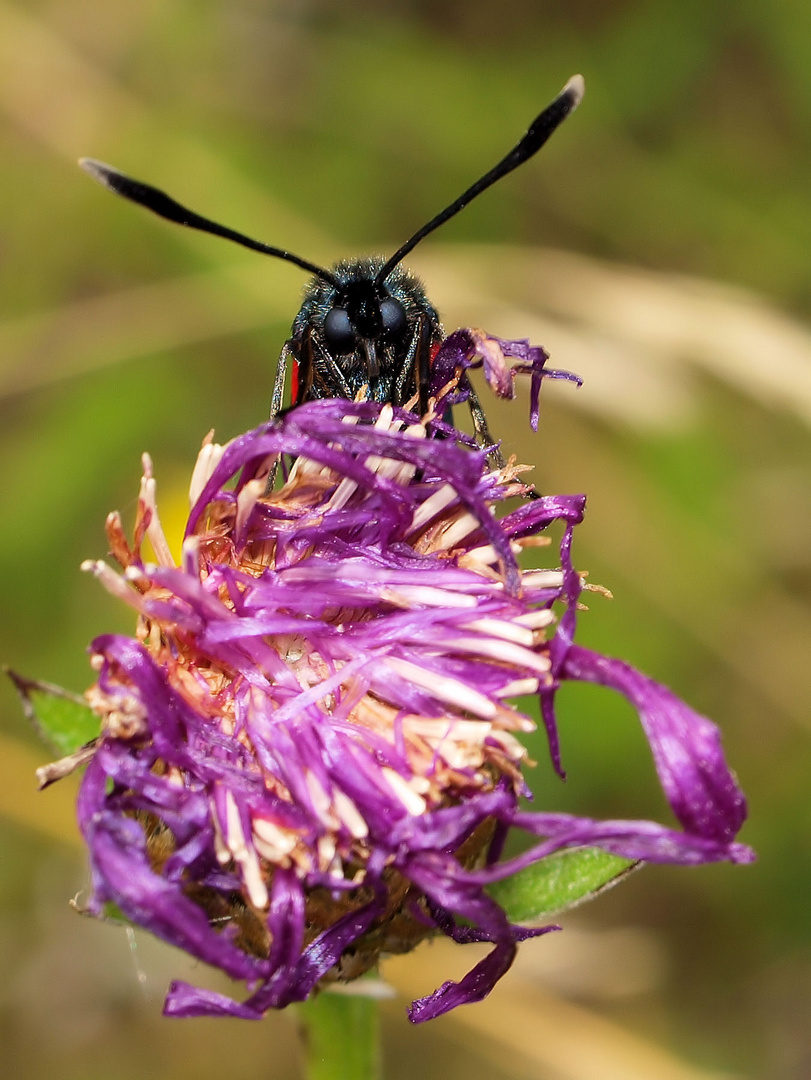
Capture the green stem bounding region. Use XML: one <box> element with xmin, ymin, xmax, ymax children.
<box><xmin>298</xmin><ymin>992</ymin><xmax>381</xmax><ymax>1080</ymax></box>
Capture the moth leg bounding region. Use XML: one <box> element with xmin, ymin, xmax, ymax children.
<box><xmin>393</xmin><ymin>315</ymin><xmax>430</xmax><ymax>409</ymax></box>
<box><xmin>270</xmin><ymin>339</ymin><xmax>295</xmax><ymax>421</ymax></box>
<box><xmin>469</xmin><ymin>381</ymin><xmax>541</xmax><ymax>495</ymax></box>
<box><xmin>266</xmin><ymin>340</ymin><xmax>295</xmax><ymax>491</ymax></box>
<box><xmin>266</xmin><ymin>332</ymin><xmax>312</xmax><ymax>492</ymax></box>
<box><xmin>308</xmin><ymin>332</ymin><xmax>353</xmax><ymax>400</ymax></box>
<box><xmin>466</xmin><ymin>378</ymin><xmax>505</xmax><ymax>469</ymax></box>
<box><xmin>416</xmin><ymin>317</ymin><xmax>434</xmax><ymax>415</ymax></box>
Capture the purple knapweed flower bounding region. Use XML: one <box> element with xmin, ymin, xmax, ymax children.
<box><xmin>54</xmin><ymin>333</ymin><xmax>751</xmax><ymax>1023</ymax></box>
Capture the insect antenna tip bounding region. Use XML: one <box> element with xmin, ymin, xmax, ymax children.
<box><xmin>78</xmin><ymin>158</ymin><xmax>118</xmax><ymax>189</ymax></box>
<box><xmin>562</xmin><ymin>74</ymin><xmax>585</xmax><ymax>108</ymax></box>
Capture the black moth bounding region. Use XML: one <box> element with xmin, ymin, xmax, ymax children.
<box><xmin>80</xmin><ymin>75</ymin><xmax>583</xmax><ymax>457</ymax></box>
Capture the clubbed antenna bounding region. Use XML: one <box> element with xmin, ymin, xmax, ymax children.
<box><xmin>374</xmin><ymin>74</ymin><xmax>585</xmax><ymax>287</ymax></box>
<box><xmin>79</xmin><ymin>158</ymin><xmax>339</xmax><ymax>287</ymax></box>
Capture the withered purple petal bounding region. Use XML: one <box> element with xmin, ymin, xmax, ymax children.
<box><xmin>492</xmin><ymin>335</ymin><xmax>581</xmax><ymax>430</ymax></box>
<box><xmin>164</xmin><ymin>982</ymin><xmax>263</xmax><ymax>1020</ymax></box>
<box><xmin>561</xmin><ymin>645</ymin><xmax>748</xmax><ymax>841</ymax></box>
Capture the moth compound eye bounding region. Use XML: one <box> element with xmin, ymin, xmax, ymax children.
<box><xmin>323</xmin><ymin>307</ymin><xmax>356</xmax><ymax>352</ymax></box>
<box><xmin>380</xmin><ymin>298</ymin><xmax>407</xmax><ymax>341</ymax></box>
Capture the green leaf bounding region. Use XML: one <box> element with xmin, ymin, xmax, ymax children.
<box><xmin>5</xmin><ymin>670</ymin><xmax>98</xmax><ymax>755</ymax></box>
<box><xmin>298</xmin><ymin>992</ymin><xmax>381</xmax><ymax>1080</ymax></box>
<box><xmin>101</xmin><ymin>902</ymin><xmax>129</xmax><ymax>924</ymax></box>
<box><xmin>487</xmin><ymin>847</ymin><xmax>639</xmax><ymax>923</ymax></box>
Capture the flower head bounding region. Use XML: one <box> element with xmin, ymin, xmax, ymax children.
<box><xmin>60</xmin><ymin>333</ymin><xmax>751</xmax><ymax>1023</ymax></box>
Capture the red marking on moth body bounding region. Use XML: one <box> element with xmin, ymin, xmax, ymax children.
<box><xmin>290</xmin><ymin>360</ymin><xmax>299</xmax><ymax>404</ymax></box>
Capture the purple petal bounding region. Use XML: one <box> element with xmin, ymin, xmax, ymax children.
<box><xmin>81</xmin><ymin>765</ymin><xmax>265</xmax><ymax>982</ymax></box>
<box><xmin>164</xmin><ymin>983</ymin><xmax>263</xmax><ymax>1020</ymax></box>
<box><xmin>561</xmin><ymin>645</ymin><xmax>748</xmax><ymax>842</ymax></box>
<box><xmin>408</xmin><ymin>940</ymin><xmax>518</xmax><ymax>1021</ymax></box>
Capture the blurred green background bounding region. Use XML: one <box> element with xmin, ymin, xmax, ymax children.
<box><xmin>2</xmin><ymin>2</ymin><xmax>810</xmax><ymax>1078</ymax></box>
